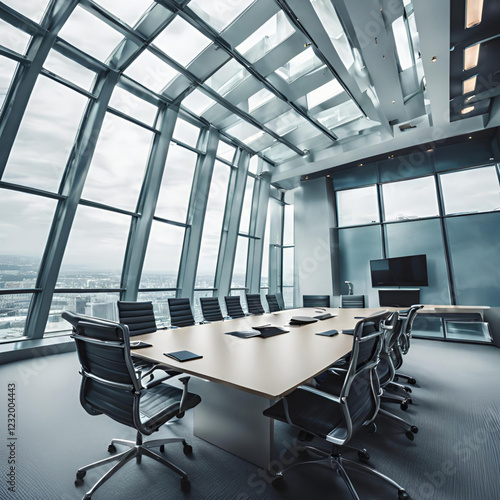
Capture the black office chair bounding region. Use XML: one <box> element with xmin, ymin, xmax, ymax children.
<box><xmin>341</xmin><ymin>294</ymin><xmax>365</xmax><ymax>308</ymax></box>
<box><xmin>199</xmin><ymin>297</ymin><xmax>224</xmax><ymax>322</ymax></box>
<box><xmin>266</xmin><ymin>294</ymin><xmax>282</xmax><ymax>312</ymax></box>
<box><xmin>303</xmin><ymin>294</ymin><xmax>330</xmax><ymax>308</ymax></box>
<box><xmin>224</xmin><ymin>295</ymin><xmax>246</xmax><ymax>319</ymax></box>
<box><xmin>264</xmin><ymin>311</ymin><xmax>410</xmax><ymax>499</ymax></box>
<box><xmin>62</xmin><ymin>311</ymin><xmax>201</xmax><ymax>500</ymax></box>
<box><xmin>246</xmin><ymin>293</ymin><xmax>265</xmax><ymax>315</ymax></box>
<box><xmin>168</xmin><ymin>298</ymin><xmax>195</xmax><ymax>327</ymax></box>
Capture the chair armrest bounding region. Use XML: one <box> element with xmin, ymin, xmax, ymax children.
<box><xmin>178</xmin><ymin>376</ymin><xmax>191</xmax><ymax>413</ymax></box>
<box><xmin>296</xmin><ymin>385</ymin><xmax>341</xmax><ymax>404</ymax></box>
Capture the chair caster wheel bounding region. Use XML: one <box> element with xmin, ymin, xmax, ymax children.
<box><xmin>393</xmin><ymin>376</ymin><xmax>399</xmax><ymax>382</ymax></box>
<box><xmin>411</xmin><ymin>426</ymin><xmax>418</xmax><ymax>434</ymax></box>
<box><xmin>177</xmin><ymin>411</ymin><xmax>185</xmax><ymax>419</ymax></box>
<box><xmin>408</xmin><ymin>378</ymin><xmax>416</xmax><ymax>385</ymax></box>
<box><xmin>405</xmin><ymin>430</ymin><xmax>415</xmax><ymax>441</ymax></box>
<box><xmin>180</xmin><ymin>477</ymin><xmax>191</xmax><ymax>492</ymax></box>
<box><xmin>83</xmin><ymin>494</ymin><xmax>92</xmax><ymax>500</ymax></box>
<box><xmin>108</xmin><ymin>444</ymin><xmax>116</xmax><ymax>453</ymax></box>
<box><xmin>74</xmin><ymin>478</ymin><xmax>84</xmax><ymax>487</ymax></box>
<box><xmin>403</xmin><ymin>386</ymin><xmax>412</xmax><ymax>393</ymax></box>
<box><xmin>272</xmin><ymin>475</ymin><xmax>285</xmax><ymax>489</ymax></box>
<box><xmin>159</xmin><ymin>444</ymin><xmax>165</xmax><ymax>453</ymax></box>
<box><xmin>398</xmin><ymin>489</ymin><xmax>411</xmax><ymax>499</ymax></box>
<box><xmin>400</xmin><ymin>402</ymin><xmax>408</xmax><ymax>411</ymax></box>
<box><xmin>358</xmin><ymin>449</ymin><xmax>370</xmax><ymax>461</ymax></box>
<box><xmin>76</xmin><ymin>470</ymin><xmax>86</xmax><ymax>480</ymax></box>
<box><xmin>183</xmin><ymin>442</ymin><xmax>193</xmax><ymax>455</ymax></box>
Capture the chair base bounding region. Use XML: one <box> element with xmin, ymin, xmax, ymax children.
<box><xmin>377</xmin><ymin>408</ymin><xmax>418</xmax><ymax>441</ymax></box>
<box><xmin>273</xmin><ymin>445</ymin><xmax>410</xmax><ymax>500</ymax></box>
<box><xmin>75</xmin><ymin>432</ymin><xmax>193</xmax><ymax>500</ymax></box>
<box><xmin>394</xmin><ymin>372</ymin><xmax>417</xmax><ymax>385</ymax></box>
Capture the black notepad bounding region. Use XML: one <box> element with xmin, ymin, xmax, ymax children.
<box><xmin>342</xmin><ymin>329</ymin><xmax>355</xmax><ymax>335</ymax></box>
<box><xmin>225</xmin><ymin>330</ymin><xmax>261</xmax><ymax>338</ymax></box>
<box><xmin>130</xmin><ymin>341</ymin><xmax>152</xmax><ymax>349</ymax></box>
<box><xmin>314</xmin><ymin>313</ymin><xmax>337</xmax><ymax>320</ymax></box>
<box><xmin>315</xmin><ymin>329</ymin><xmax>339</xmax><ymax>337</ymax></box>
<box><xmin>252</xmin><ymin>325</ymin><xmax>289</xmax><ymax>337</ymax></box>
<box><xmin>164</xmin><ymin>350</ymin><xmax>203</xmax><ymax>362</ymax></box>
<box><xmin>289</xmin><ymin>316</ymin><xmax>318</xmax><ymax>325</ymax></box>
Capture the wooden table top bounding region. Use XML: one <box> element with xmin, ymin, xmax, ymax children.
<box><xmin>132</xmin><ymin>307</ymin><xmax>388</xmax><ymax>399</ymax></box>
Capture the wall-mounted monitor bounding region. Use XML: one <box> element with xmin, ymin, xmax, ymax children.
<box><xmin>370</xmin><ymin>254</ymin><xmax>428</xmax><ymax>287</ymax></box>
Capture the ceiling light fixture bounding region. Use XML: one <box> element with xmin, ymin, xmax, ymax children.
<box><xmin>464</xmin><ymin>43</ymin><xmax>480</xmax><ymax>70</ymax></box>
<box><xmin>431</xmin><ymin>56</ymin><xmax>437</xmax><ymax>62</ymax></box>
<box><xmin>461</xmin><ymin>106</ymin><xmax>475</xmax><ymax>114</ymax></box>
<box><xmin>465</xmin><ymin>94</ymin><xmax>476</xmax><ymax>102</ymax></box>
<box><xmin>462</xmin><ymin>74</ymin><xmax>477</xmax><ymax>94</ymax></box>
<box><xmin>465</xmin><ymin>0</ymin><xmax>484</xmax><ymax>28</ymax></box>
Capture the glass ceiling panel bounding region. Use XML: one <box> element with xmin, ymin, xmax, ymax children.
<box><xmin>58</xmin><ymin>6</ymin><xmax>124</xmax><ymax>63</ymax></box>
<box><xmin>188</xmin><ymin>0</ymin><xmax>255</xmax><ymax>33</ymax></box>
<box><xmin>263</xmin><ymin>142</ymin><xmax>297</xmax><ymax>163</ymax></box>
<box><xmin>181</xmin><ymin>88</ymin><xmax>216</xmax><ymax>116</ymax></box>
<box><xmin>0</xmin><ymin>57</ymin><xmax>18</xmax><ymax>112</ymax></box>
<box><xmin>275</xmin><ymin>47</ymin><xmax>325</xmax><ymax>83</ymax></box>
<box><xmin>247</xmin><ymin>88</ymin><xmax>275</xmax><ymax>114</ymax></box>
<box><xmin>236</xmin><ymin>11</ymin><xmax>295</xmax><ymax>64</ymax></box>
<box><xmin>0</xmin><ymin>19</ymin><xmax>31</xmax><ymax>55</ymax></box>
<box><xmin>225</xmin><ymin>120</ymin><xmax>263</xmax><ymax>146</ymax></box>
<box><xmin>311</xmin><ymin>0</ymin><xmax>354</xmax><ymax>69</ymax></box>
<box><xmin>205</xmin><ymin>59</ymin><xmax>250</xmax><ymax>97</ymax></box>
<box><xmin>108</xmin><ymin>85</ymin><xmax>158</xmax><ymax>126</ymax></box>
<box><xmin>265</xmin><ymin>109</ymin><xmax>307</xmax><ymax>136</ymax></box>
<box><xmin>2</xmin><ymin>0</ymin><xmax>50</xmax><ymax>23</ymax></box>
<box><xmin>315</xmin><ymin>100</ymin><xmax>363</xmax><ymax>129</ymax></box>
<box><xmin>93</xmin><ymin>0</ymin><xmax>153</xmax><ymax>27</ymax></box>
<box><xmin>124</xmin><ymin>49</ymin><xmax>179</xmax><ymax>94</ymax></box>
<box><xmin>307</xmin><ymin>79</ymin><xmax>343</xmax><ymax>109</ymax></box>
<box><xmin>43</xmin><ymin>50</ymin><xmax>96</xmax><ymax>91</ymax></box>
<box><xmin>153</xmin><ymin>15</ymin><xmax>211</xmax><ymax>67</ymax></box>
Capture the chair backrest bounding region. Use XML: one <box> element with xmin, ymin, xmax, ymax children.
<box><xmin>199</xmin><ymin>297</ymin><xmax>224</xmax><ymax>322</ymax></box>
<box><xmin>117</xmin><ymin>301</ymin><xmax>157</xmax><ymax>336</ymax></box>
<box><xmin>246</xmin><ymin>294</ymin><xmax>265</xmax><ymax>315</ymax></box>
<box><xmin>224</xmin><ymin>295</ymin><xmax>246</xmax><ymax>319</ymax></box>
<box><xmin>266</xmin><ymin>294</ymin><xmax>281</xmax><ymax>312</ymax></box>
<box><xmin>378</xmin><ymin>312</ymin><xmax>404</xmax><ymax>386</ymax></box>
<box><xmin>399</xmin><ymin>304</ymin><xmax>424</xmax><ymax>353</ymax></box>
<box><xmin>168</xmin><ymin>298</ymin><xmax>195</xmax><ymax>327</ymax></box>
<box><xmin>62</xmin><ymin>311</ymin><xmax>145</xmax><ymax>432</ymax></box>
<box><xmin>341</xmin><ymin>294</ymin><xmax>365</xmax><ymax>308</ymax></box>
<box><xmin>303</xmin><ymin>294</ymin><xmax>331</xmax><ymax>308</ymax></box>
<box><xmin>323</xmin><ymin>310</ymin><xmax>389</xmax><ymax>445</ymax></box>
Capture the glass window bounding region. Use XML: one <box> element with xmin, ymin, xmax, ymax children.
<box><xmin>196</xmin><ymin>161</ymin><xmax>231</xmax><ymax>287</ymax></box>
<box><xmin>43</xmin><ymin>50</ymin><xmax>97</xmax><ymax>91</ymax></box>
<box><xmin>307</xmin><ymin>79</ymin><xmax>343</xmax><ymax>110</ymax></box>
<box><xmin>1</xmin><ymin>0</ymin><xmax>50</xmax><ymax>23</ymax></box>
<box><xmin>0</xmin><ymin>57</ymin><xmax>18</xmax><ymax>112</ymax></box>
<box><xmin>93</xmin><ymin>0</ymin><xmax>153</xmax><ymax>27</ymax></box>
<box><xmin>172</xmin><ymin>118</ymin><xmax>200</xmax><ymax>147</ymax></box>
<box><xmin>382</xmin><ymin>176</ymin><xmax>439</xmax><ymax>221</ymax></box>
<box><xmin>2</xmin><ymin>76</ymin><xmax>88</xmax><ymax>193</ymax></box>
<box><xmin>108</xmin><ymin>85</ymin><xmax>158</xmax><ymax>125</ymax></box>
<box><xmin>0</xmin><ymin>190</ymin><xmax>57</xmax><ymax>287</ymax></box>
<box><xmin>181</xmin><ymin>88</ymin><xmax>216</xmax><ymax>116</ymax></box>
<box><xmin>153</xmin><ymin>16</ymin><xmax>211</xmax><ymax>67</ymax></box>
<box><xmin>205</xmin><ymin>59</ymin><xmax>250</xmax><ymax>97</ymax></box>
<box><xmin>216</xmin><ymin>141</ymin><xmax>236</xmax><ymax>163</ymax></box>
<box><xmin>140</xmin><ymin>221</ymin><xmax>185</xmax><ymax>289</ymax></box>
<box><xmin>188</xmin><ymin>0</ymin><xmax>255</xmax><ymax>32</ymax></box>
<box><xmin>239</xmin><ymin>176</ymin><xmax>255</xmax><ymax>234</ymax></box>
<box><xmin>137</xmin><ymin>290</ymin><xmax>176</xmax><ymax>328</ymax></box>
<box><xmin>248</xmin><ymin>155</ymin><xmax>259</xmax><ymax>174</ymax></box>
<box><xmin>440</xmin><ymin>166</ymin><xmax>500</xmax><ymax>215</ymax></box>
<box><xmin>0</xmin><ymin>19</ymin><xmax>31</xmax><ymax>54</ymax></box>
<box><xmin>124</xmin><ymin>49</ymin><xmax>180</xmax><ymax>94</ymax></box>
<box><xmin>58</xmin><ymin>6</ymin><xmax>125</xmax><ymax>63</ymax></box>
<box><xmin>283</xmin><ymin>204</ymin><xmax>294</xmax><ymax>246</ymax></box>
<box><xmin>236</xmin><ymin>11</ymin><xmax>294</xmax><ymax>64</ymax></box>
<box><xmin>58</xmin><ymin>205</ymin><xmax>130</xmax><ymax>287</ymax></box>
<box><xmin>232</xmin><ymin>236</ymin><xmax>248</xmax><ymax>288</ymax></box>
<box><xmin>337</xmin><ymin>186</ymin><xmax>380</xmax><ymax>226</ymax></box>
<box><xmin>81</xmin><ymin>113</ymin><xmax>153</xmax><ymax>212</ymax></box>
<box><xmin>0</xmin><ymin>293</ymin><xmax>32</xmax><ymax>341</ymax></box>
<box><xmin>261</xmin><ymin>208</ymin><xmax>271</xmax><ymax>288</ymax></box>
<box><xmin>275</xmin><ymin>47</ymin><xmax>324</xmax><ymax>83</ymax></box>
<box><xmin>155</xmin><ymin>144</ymin><xmax>198</xmax><ymax>223</ymax></box>
<box><xmin>282</xmin><ymin>247</ymin><xmax>294</xmax><ymax>287</ymax></box>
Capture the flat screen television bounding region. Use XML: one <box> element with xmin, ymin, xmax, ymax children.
<box><xmin>370</xmin><ymin>254</ymin><xmax>428</xmax><ymax>287</ymax></box>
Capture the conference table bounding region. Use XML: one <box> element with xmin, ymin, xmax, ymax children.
<box><xmin>132</xmin><ymin>307</ymin><xmax>387</xmax><ymax>469</ymax></box>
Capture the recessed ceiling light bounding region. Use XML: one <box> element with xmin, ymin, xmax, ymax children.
<box><xmin>463</xmin><ymin>74</ymin><xmax>477</xmax><ymax>94</ymax></box>
<box><xmin>464</xmin><ymin>43</ymin><xmax>480</xmax><ymax>70</ymax></box>
<box><xmin>469</xmin><ymin>136</ymin><xmax>472</xmax><ymax>139</ymax></box>
<box><xmin>358</xmin><ymin>163</ymin><xmax>363</xmax><ymax>166</ymax></box>
<box><xmin>392</xmin><ymin>100</ymin><xmax>396</xmax><ymax>104</ymax></box>
<box><xmin>461</xmin><ymin>106</ymin><xmax>475</xmax><ymax>114</ymax></box>
<box><xmin>465</xmin><ymin>0</ymin><xmax>484</xmax><ymax>28</ymax></box>
<box><xmin>431</xmin><ymin>56</ymin><xmax>437</xmax><ymax>62</ymax></box>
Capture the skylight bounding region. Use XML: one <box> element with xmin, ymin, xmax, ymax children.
<box><xmin>0</xmin><ymin>19</ymin><xmax>31</xmax><ymax>55</ymax></box>
<box><xmin>58</xmin><ymin>6</ymin><xmax>125</xmax><ymax>63</ymax></box>
<box><xmin>315</xmin><ymin>100</ymin><xmax>362</xmax><ymax>130</ymax></box>
<box><xmin>1</xmin><ymin>0</ymin><xmax>50</xmax><ymax>23</ymax></box>
<box><xmin>188</xmin><ymin>0</ymin><xmax>255</xmax><ymax>32</ymax></box>
<box><xmin>248</xmin><ymin>88</ymin><xmax>275</xmax><ymax>113</ymax></box>
<box><xmin>265</xmin><ymin>109</ymin><xmax>307</xmax><ymax>136</ymax></box>
<box><xmin>225</xmin><ymin>120</ymin><xmax>264</xmax><ymax>145</ymax></box>
<box><xmin>392</xmin><ymin>16</ymin><xmax>413</xmax><ymax>71</ymax></box>
<box><xmin>236</xmin><ymin>11</ymin><xmax>295</xmax><ymax>64</ymax></box>
<box><xmin>275</xmin><ymin>47</ymin><xmax>325</xmax><ymax>83</ymax></box>
<box><xmin>306</xmin><ymin>79</ymin><xmax>343</xmax><ymax>109</ymax></box>
<box><xmin>124</xmin><ymin>49</ymin><xmax>180</xmax><ymax>94</ymax></box>
<box><xmin>93</xmin><ymin>0</ymin><xmax>153</xmax><ymax>27</ymax></box>
<box><xmin>43</xmin><ymin>50</ymin><xmax>97</xmax><ymax>91</ymax></box>
<box><xmin>153</xmin><ymin>16</ymin><xmax>211</xmax><ymax>67</ymax></box>
<box><xmin>181</xmin><ymin>88</ymin><xmax>216</xmax><ymax>116</ymax></box>
<box><xmin>205</xmin><ymin>59</ymin><xmax>250</xmax><ymax>97</ymax></box>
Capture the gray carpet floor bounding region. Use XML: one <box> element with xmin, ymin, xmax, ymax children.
<box><xmin>1</xmin><ymin>338</ymin><xmax>499</xmax><ymax>500</ymax></box>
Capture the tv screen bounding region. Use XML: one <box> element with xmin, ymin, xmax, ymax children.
<box><xmin>370</xmin><ymin>254</ymin><xmax>428</xmax><ymax>287</ymax></box>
